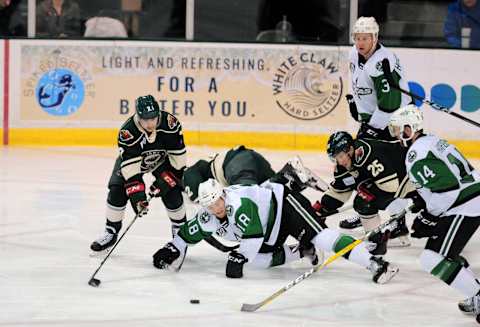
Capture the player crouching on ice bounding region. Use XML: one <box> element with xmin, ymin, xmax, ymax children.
<box><xmin>152</xmin><ymin>178</ymin><xmax>399</xmax><ymax>283</ymax></box>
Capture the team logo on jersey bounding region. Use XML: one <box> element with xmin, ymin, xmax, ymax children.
<box><xmin>119</xmin><ymin>129</ymin><xmax>134</xmax><ymax>142</ymax></box>
<box><xmin>226</xmin><ymin>205</ymin><xmax>234</xmax><ymax>217</ymax></box>
<box><xmin>352</xmin><ymin>78</ymin><xmax>373</xmax><ymax>97</ymax></box>
<box><xmin>408</xmin><ymin>150</ymin><xmax>417</xmax><ymax>163</ymax></box>
<box><xmin>435</xmin><ymin>139</ymin><xmax>449</xmax><ymax>153</ymax></box>
<box><xmin>272</xmin><ymin>52</ymin><xmax>343</xmax><ymax>120</ymax></box>
<box><xmin>355</xmin><ymin>146</ymin><xmax>365</xmax><ymax>163</ymax></box>
<box><xmin>375</xmin><ymin>61</ymin><xmax>384</xmax><ymax>73</ymax></box>
<box><xmin>167</xmin><ymin>114</ymin><xmax>178</xmax><ymax>129</ymax></box>
<box><xmin>349</xmin><ymin>63</ymin><xmax>355</xmax><ymax>74</ymax></box>
<box><xmin>199</xmin><ymin>211</ymin><xmax>210</xmax><ymax>224</ymax></box>
<box><xmin>140</xmin><ymin>150</ymin><xmax>167</xmax><ymax>172</ymax></box>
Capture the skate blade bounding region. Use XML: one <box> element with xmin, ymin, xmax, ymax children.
<box><xmin>89</xmin><ymin>248</ymin><xmax>111</xmax><ymax>257</ymax></box>
<box><xmin>376</xmin><ymin>266</ymin><xmax>399</xmax><ymax>284</ymax></box>
<box><xmin>388</xmin><ymin>236</ymin><xmax>411</xmax><ymax>248</ymax></box>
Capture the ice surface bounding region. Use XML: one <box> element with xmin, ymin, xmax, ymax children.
<box><xmin>0</xmin><ymin>146</ymin><xmax>479</xmax><ymax>327</ymax></box>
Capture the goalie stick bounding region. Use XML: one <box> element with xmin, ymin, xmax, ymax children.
<box><xmin>240</xmin><ymin>212</ymin><xmax>402</xmax><ymax>312</ymax></box>
<box><xmin>381</xmin><ymin>59</ymin><xmax>480</xmax><ymax>128</ymax></box>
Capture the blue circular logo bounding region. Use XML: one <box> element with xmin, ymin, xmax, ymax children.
<box><xmin>35</xmin><ymin>68</ymin><xmax>85</xmax><ymax>116</ymax></box>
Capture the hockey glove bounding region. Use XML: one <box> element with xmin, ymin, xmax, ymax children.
<box><xmin>226</xmin><ymin>251</ymin><xmax>248</xmax><ymax>278</ymax></box>
<box><xmin>153</xmin><ymin>242</ymin><xmax>181</xmax><ymax>269</ymax></box>
<box><xmin>411</xmin><ymin>210</ymin><xmax>440</xmax><ymax>239</ymax></box>
<box><xmin>357</xmin><ymin>181</ymin><xmax>376</xmax><ymax>202</ymax></box>
<box><xmin>406</xmin><ymin>191</ymin><xmax>426</xmax><ymax>214</ymax></box>
<box><xmin>149</xmin><ymin>171</ymin><xmax>179</xmax><ymax>198</ymax></box>
<box><xmin>346</xmin><ymin>94</ymin><xmax>359</xmax><ymax>122</ymax></box>
<box><xmin>125</xmin><ymin>180</ymin><xmax>149</xmax><ymax>216</ymax></box>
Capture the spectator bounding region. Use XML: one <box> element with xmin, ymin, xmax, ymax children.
<box><xmin>36</xmin><ymin>0</ymin><xmax>82</xmax><ymax>37</ymax></box>
<box><xmin>2</xmin><ymin>0</ymin><xmax>27</xmax><ymax>36</ymax></box>
<box><xmin>444</xmin><ymin>0</ymin><xmax>480</xmax><ymax>48</ymax></box>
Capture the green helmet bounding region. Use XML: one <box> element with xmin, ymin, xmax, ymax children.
<box><xmin>135</xmin><ymin>95</ymin><xmax>160</xmax><ymax>119</ymax></box>
<box><xmin>327</xmin><ymin>131</ymin><xmax>354</xmax><ymax>162</ymax></box>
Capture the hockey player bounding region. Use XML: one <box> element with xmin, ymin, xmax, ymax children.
<box><xmin>347</xmin><ymin>16</ymin><xmax>411</xmax><ymax>140</ymax></box>
<box><xmin>182</xmin><ymin>145</ymin><xmax>275</xmax><ymax>203</ymax></box>
<box><xmin>389</xmin><ymin>104</ymin><xmax>480</xmax><ymax>323</ymax></box>
<box><xmin>183</xmin><ymin>146</ymin><xmax>327</xmax><ymax>203</ymax></box>
<box><xmin>152</xmin><ymin>179</ymin><xmax>399</xmax><ymax>283</ymax></box>
<box><xmin>90</xmin><ymin>95</ymin><xmax>187</xmax><ymax>251</ymax></box>
<box><xmin>314</xmin><ymin>131</ymin><xmax>415</xmax><ymax>251</ymax></box>
<box><xmin>340</xmin><ymin>16</ymin><xmax>412</xmax><ymax>229</ymax></box>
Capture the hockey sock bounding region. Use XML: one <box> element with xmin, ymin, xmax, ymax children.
<box><xmin>312</xmin><ymin>229</ymin><xmax>371</xmax><ymax>267</ymax></box>
<box><xmin>420</xmin><ymin>250</ymin><xmax>480</xmax><ymax>298</ymax></box>
<box><xmin>360</xmin><ymin>214</ymin><xmax>382</xmax><ymax>233</ymax></box>
<box><xmin>106</xmin><ymin>219</ymin><xmax>122</xmax><ymax>234</ymax></box>
<box><xmin>252</xmin><ymin>245</ymin><xmax>301</xmax><ymax>268</ymax></box>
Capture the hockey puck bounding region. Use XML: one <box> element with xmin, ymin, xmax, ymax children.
<box><xmin>190</xmin><ymin>299</ymin><xmax>200</xmax><ymax>304</ymax></box>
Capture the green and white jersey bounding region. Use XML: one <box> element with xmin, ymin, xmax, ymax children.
<box><xmin>406</xmin><ymin>135</ymin><xmax>480</xmax><ymax>217</ymax></box>
<box><xmin>349</xmin><ymin>44</ymin><xmax>411</xmax><ymax>129</ymax></box>
<box><xmin>175</xmin><ymin>182</ymin><xmax>284</xmax><ymax>262</ymax></box>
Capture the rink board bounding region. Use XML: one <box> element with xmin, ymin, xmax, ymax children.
<box><xmin>1</xmin><ymin>39</ymin><xmax>480</xmax><ymax>156</ymax></box>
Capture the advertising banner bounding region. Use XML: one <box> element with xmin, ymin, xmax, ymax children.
<box><xmin>395</xmin><ymin>48</ymin><xmax>480</xmax><ymax>140</ymax></box>
<box><xmin>11</xmin><ymin>40</ymin><xmax>349</xmax><ymax>135</ymax></box>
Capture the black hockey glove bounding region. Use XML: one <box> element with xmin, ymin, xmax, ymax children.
<box><xmin>406</xmin><ymin>191</ymin><xmax>426</xmax><ymax>214</ymax></box>
<box><xmin>125</xmin><ymin>180</ymin><xmax>149</xmax><ymax>216</ymax></box>
<box><xmin>358</xmin><ymin>123</ymin><xmax>383</xmax><ymax>139</ymax></box>
<box><xmin>346</xmin><ymin>94</ymin><xmax>359</xmax><ymax>122</ymax></box>
<box><xmin>149</xmin><ymin>171</ymin><xmax>179</xmax><ymax>198</ymax></box>
<box><xmin>153</xmin><ymin>242</ymin><xmax>181</xmax><ymax>269</ymax></box>
<box><xmin>226</xmin><ymin>251</ymin><xmax>248</xmax><ymax>278</ymax></box>
<box><xmin>411</xmin><ymin>210</ymin><xmax>440</xmax><ymax>239</ymax></box>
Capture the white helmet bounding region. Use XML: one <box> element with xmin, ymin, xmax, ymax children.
<box><xmin>197</xmin><ymin>178</ymin><xmax>224</xmax><ymax>207</ymax></box>
<box><xmin>389</xmin><ymin>104</ymin><xmax>424</xmax><ymax>145</ymax></box>
<box><xmin>352</xmin><ymin>16</ymin><xmax>379</xmax><ymax>40</ymax></box>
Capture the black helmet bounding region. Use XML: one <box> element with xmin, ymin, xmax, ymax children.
<box><xmin>327</xmin><ymin>131</ymin><xmax>354</xmax><ymax>161</ymax></box>
<box><xmin>135</xmin><ymin>95</ymin><xmax>160</xmax><ymax>119</ymax></box>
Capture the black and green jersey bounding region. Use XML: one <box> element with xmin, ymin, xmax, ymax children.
<box><xmin>117</xmin><ymin>112</ymin><xmax>186</xmax><ymax>182</ymax></box>
<box><xmin>324</xmin><ymin>138</ymin><xmax>413</xmax><ymax>207</ymax></box>
<box><xmin>406</xmin><ymin>135</ymin><xmax>480</xmax><ymax>216</ymax></box>
<box><xmin>183</xmin><ymin>146</ymin><xmax>274</xmax><ymax>202</ymax></box>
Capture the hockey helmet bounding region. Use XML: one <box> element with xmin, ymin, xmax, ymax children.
<box><xmin>352</xmin><ymin>16</ymin><xmax>379</xmax><ymax>40</ymax></box>
<box><xmin>135</xmin><ymin>95</ymin><xmax>160</xmax><ymax>119</ymax></box>
<box><xmin>197</xmin><ymin>178</ymin><xmax>224</xmax><ymax>207</ymax></box>
<box><xmin>327</xmin><ymin>131</ymin><xmax>354</xmax><ymax>162</ymax></box>
<box><xmin>388</xmin><ymin>104</ymin><xmax>423</xmax><ymax>145</ymax></box>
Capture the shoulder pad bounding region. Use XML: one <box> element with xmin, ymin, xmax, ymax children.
<box><xmin>118</xmin><ymin>117</ymin><xmax>143</xmax><ymax>145</ymax></box>
<box><xmin>158</xmin><ymin>111</ymin><xmax>181</xmax><ymax>132</ymax></box>
<box><xmin>353</xmin><ymin>139</ymin><xmax>372</xmax><ymax>166</ymax></box>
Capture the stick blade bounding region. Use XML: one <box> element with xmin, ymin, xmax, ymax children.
<box><xmin>88</xmin><ymin>278</ymin><xmax>101</xmax><ymax>287</ymax></box>
<box><xmin>241</xmin><ymin>302</ymin><xmax>263</xmax><ymax>312</ymax></box>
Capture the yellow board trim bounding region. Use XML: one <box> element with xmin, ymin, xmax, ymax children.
<box><xmin>3</xmin><ymin>128</ymin><xmax>480</xmax><ymax>157</ymax></box>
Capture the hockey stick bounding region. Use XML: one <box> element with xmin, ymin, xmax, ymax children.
<box><xmin>240</xmin><ymin>213</ymin><xmax>399</xmax><ymax>312</ymax></box>
<box><xmin>204</xmin><ymin>235</ymin><xmax>239</xmax><ymax>252</ymax></box>
<box><xmin>381</xmin><ymin>59</ymin><xmax>480</xmax><ymax>128</ymax></box>
<box><xmin>88</xmin><ymin>197</ymin><xmax>151</xmax><ymax>288</ymax></box>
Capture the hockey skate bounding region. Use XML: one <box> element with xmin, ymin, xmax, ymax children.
<box><xmin>368</xmin><ymin>256</ymin><xmax>399</xmax><ymax>284</ymax></box>
<box><xmin>298</xmin><ymin>243</ymin><xmax>323</xmax><ymax>266</ymax></box>
<box><xmin>90</xmin><ymin>227</ymin><xmax>118</xmax><ymax>252</ymax></box>
<box><xmin>283</xmin><ymin>156</ymin><xmax>329</xmax><ymax>192</ymax></box>
<box><xmin>388</xmin><ymin>216</ymin><xmax>411</xmax><ymax>247</ymax></box>
<box><xmin>459</xmin><ymin>296</ymin><xmax>475</xmax><ymax>315</ymax></box>
<box><xmin>472</xmin><ymin>291</ymin><xmax>480</xmax><ymax>323</ymax></box>
<box><xmin>339</xmin><ymin>214</ymin><xmax>362</xmax><ymax>229</ymax></box>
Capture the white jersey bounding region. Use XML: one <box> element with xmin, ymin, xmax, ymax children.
<box><xmin>405</xmin><ymin>134</ymin><xmax>480</xmax><ymax>217</ymax></box>
<box><xmin>349</xmin><ymin>44</ymin><xmax>411</xmax><ymax>129</ymax></box>
<box><xmin>175</xmin><ymin>182</ymin><xmax>284</xmax><ymax>262</ymax></box>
